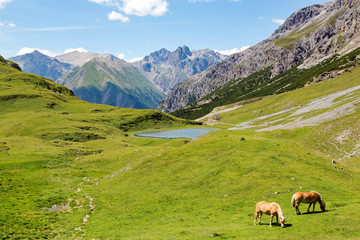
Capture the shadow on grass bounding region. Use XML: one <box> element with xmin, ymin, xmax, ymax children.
<box><xmin>302</xmin><ymin>210</ymin><xmax>330</xmax><ymax>215</ymax></box>
<box><xmin>258</xmin><ymin>223</ymin><xmax>293</xmax><ymax>228</ymax></box>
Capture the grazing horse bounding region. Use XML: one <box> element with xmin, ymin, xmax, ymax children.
<box><xmin>254</xmin><ymin>201</ymin><xmax>286</xmax><ymax>227</ymax></box>
<box><xmin>291</xmin><ymin>191</ymin><xmax>326</xmax><ymax>215</ymax></box>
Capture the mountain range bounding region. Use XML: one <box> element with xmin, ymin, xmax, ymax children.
<box><xmin>10</xmin><ymin>47</ymin><xmax>225</xmax><ymax>109</ymax></box>
<box><xmin>158</xmin><ymin>0</ymin><xmax>360</xmax><ymax>118</ymax></box>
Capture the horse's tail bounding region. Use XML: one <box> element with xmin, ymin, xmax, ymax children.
<box><xmin>291</xmin><ymin>193</ymin><xmax>296</xmax><ymax>207</ymax></box>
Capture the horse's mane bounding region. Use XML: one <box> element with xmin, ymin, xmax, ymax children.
<box><xmin>272</xmin><ymin>202</ymin><xmax>285</xmax><ymax>220</ymax></box>
<box><xmin>311</xmin><ymin>191</ymin><xmax>325</xmax><ymax>206</ymax></box>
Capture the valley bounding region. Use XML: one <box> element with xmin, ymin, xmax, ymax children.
<box><xmin>1</xmin><ymin>44</ymin><xmax>360</xmax><ymax>238</ymax></box>
<box><xmin>1</xmin><ymin>0</ymin><xmax>360</xmax><ymax>239</ymax></box>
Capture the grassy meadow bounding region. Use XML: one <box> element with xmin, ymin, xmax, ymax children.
<box><xmin>1</xmin><ymin>58</ymin><xmax>360</xmax><ymax>239</ymax></box>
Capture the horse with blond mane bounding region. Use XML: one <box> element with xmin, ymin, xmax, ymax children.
<box><xmin>291</xmin><ymin>191</ymin><xmax>326</xmax><ymax>215</ymax></box>
<box><xmin>254</xmin><ymin>201</ymin><xmax>286</xmax><ymax>227</ymax></box>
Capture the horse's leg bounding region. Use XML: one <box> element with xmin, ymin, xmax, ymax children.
<box><xmin>254</xmin><ymin>211</ymin><xmax>258</xmax><ymax>226</ymax></box>
<box><xmin>259</xmin><ymin>212</ymin><xmax>263</xmax><ymax>225</ymax></box>
<box><xmin>296</xmin><ymin>202</ymin><xmax>301</xmax><ymax>215</ymax></box>
<box><xmin>313</xmin><ymin>202</ymin><xmax>316</xmax><ymax>212</ymax></box>
<box><xmin>270</xmin><ymin>215</ymin><xmax>273</xmax><ymax>227</ymax></box>
<box><xmin>307</xmin><ymin>203</ymin><xmax>312</xmax><ymax>213</ymax></box>
<box><xmin>276</xmin><ymin>215</ymin><xmax>279</xmax><ymax>225</ymax></box>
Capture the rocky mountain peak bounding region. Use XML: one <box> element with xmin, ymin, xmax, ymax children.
<box><xmin>9</xmin><ymin>51</ymin><xmax>74</xmax><ymax>81</ymax></box>
<box><xmin>145</xmin><ymin>48</ymin><xmax>171</xmax><ymax>64</ymax></box>
<box><xmin>132</xmin><ymin>46</ymin><xmax>226</xmax><ymax>94</ymax></box>
<box><xmin>274</xmin><ymin>3</ymin><xmax>328</xmax><ymax>36</ymax></box>
<box><xmin>175</xmin><ymin>45</ymin><xmax>192</xmax><ymax>60</ymax></box>
<box><xmin>335</xmin><ymin>0</ymin><xmax>360</xmax><ymax>8</ymax></box>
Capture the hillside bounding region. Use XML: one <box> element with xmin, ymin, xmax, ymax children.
<box><xmin>57</xmin><ymin>54</ymin><xmax>165</xmax><ymax>109</ymax></box>
<box><xmin>1</xmin><ymin>53</ymin><xmax>360</xmax><ymax>239</ymax></box>
<box><xmin>9</xmin><ymin>51</ymin><xmax>75</xmax><ymax>81</ymax></box>
<box><xmin>158</xmin><ymin>0</ymin><xmax>360</xmax><ymax>116</ymax></box>
<box><xmin>132</xmin><ymin>46</ymin><xmax>227</xmax><ymax>93</ymax></box>
<box><xmin>0</xmin><ymin>55</ymin><xmax>199</xmax><ymax>239</ymax></box>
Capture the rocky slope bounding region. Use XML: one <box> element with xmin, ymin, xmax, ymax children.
<box><xmin>57</xmin><ymin>54</ymin><xmax>165</xmax><ymax>109</ymax></box>
<box><xmin>158</xmin><ymin>0</ymin><xmax>360</xmax><ymax>113</ymax></box>
<box><xmin>9</xmin><ymin>51</ymin><xmax>75</xmax><ymax>81</ymax></box>
<box><xmin>132</xmin><ymin>46</ymin><xmax>226</xmax><ymax>93</ymax></box>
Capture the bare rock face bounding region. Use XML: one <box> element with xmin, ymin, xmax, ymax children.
<box><xmin>132</xmin><ymin>46</ymin><xmax>227</xmax><ymax>94</ymax></box>
<box><xmin>158</xmin><ymin>0</ymin><xmax>360</xmax><ymax>113</ymax></box>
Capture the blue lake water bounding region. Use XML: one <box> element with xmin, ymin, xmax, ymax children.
<box><xmin>135</xmin><ymin>128</ymin><xmax>217</xmax><ymax>140</ymax></box>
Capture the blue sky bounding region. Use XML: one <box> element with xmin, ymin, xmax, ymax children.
<box><xmin>1</xmin><ymin>0</ymin><xmax>330</xmax><ymax>61</ymax></box>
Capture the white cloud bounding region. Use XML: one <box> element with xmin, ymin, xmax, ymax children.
<box><xmin>117</xmin><ymin>53</ymin><xmax>126</xmax><ymax>59</ymax></box>
<box><xmin>127</xmin><ymin>57</ymin><xmax>143</xmax><ymax>62</ymax></box>
<box><xmin>107</xmin><ymin>11</ymin><xmax>130</xmax><ymax>22</ymax></box>
<box><xmin>0</xmin><ymin>21</ymin><xmax>16</xmax><ymax>27</ymax></box>
<box><xmin>89</xmin><ymin>0</ymin><xmax>169</xmax><ymax>21</ymax></box>
<box><xmin>0</xmin><ymin>0</ymin><xmax>13</xmax><ymax>8</ymax></box>
<box><xmin>120</xmin><ymin>0</ymin><xmax>169</xmax><ymax>17</ymax></box>
<box><xmin>17</xmin><ymin>47</ymin><xmax>59</xmax><ymax>57</ymax></box>
<box><xmin>64</xmin><ymin>47</ymin><xmax>88</xmax><ymax>54</ymax></box>
<box><xmin>272</xmin><ymin>17</ymin><xmax>285</xmax><ymax>25</ymax></box>
<box><xmin>89</xmin><ymin>0</ymin><xmax>111</xmax><ymax>4</ymax></box>
<box><xmin>215</xmin><ymin>46</ymin><xmax>250</xmax><ymax>56</ymax></box>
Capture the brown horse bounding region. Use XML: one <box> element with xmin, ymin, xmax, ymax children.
<box><xmin>254</xmin><ymin>201</ymin><xmax>286</xmax><ymax>227</ymax></box>
<box><xmin>291</xmin><ymin>191</ymin><xmax>326</xmax><ymax>215</ymax></box>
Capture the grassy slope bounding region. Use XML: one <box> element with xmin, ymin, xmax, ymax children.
<box><xmin>0</xmin><ymin>60</ymin><xmax>197</xmax><ymax>239</ymax></box>
<box><xmin>1</xmin><ymin>57</ymin><xmax>360</xmax><ymax>239</ymax></box>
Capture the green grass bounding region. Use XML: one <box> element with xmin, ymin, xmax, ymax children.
<box><xmin>1</xmin><ymin>56</ymin><xmax>360</xmax><ymax>239</ymax></box>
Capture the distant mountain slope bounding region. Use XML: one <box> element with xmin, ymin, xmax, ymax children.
<box><xmin>158</xmin><ymin>0</ymin><xmax>360</xmax><ymax>115</ymax></box>
<box><xmin>55</xmin><ymin>51</ymin><xmax>99</xmax><ymax>67</ymax></box>
<box><xmin>9</xmin><ymin>51</ymin><xmax>75</xmax><ymax>81</ymax></box>
<box><xmin>57</xmin><ymin>54</ymin><xmax>165</xmax><ymax>109</ymax></box>
<box><xmin>132</xmin><ymin>46</ymin><xmax>227</xmax><ymax>93</ymax></box>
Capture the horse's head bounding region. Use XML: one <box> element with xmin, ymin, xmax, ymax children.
<box><xmin>280</xmin><ymin>216</ymin><xmax>286</xmax><ymax>228</ymax></box>
<box><xmin>320</xmin><ymin>202</ymin><xmax>326</xmax><ymax>212</ymax></box>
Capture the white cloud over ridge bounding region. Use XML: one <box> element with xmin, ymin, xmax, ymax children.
<box><xmin>64</xmin><ymin>47</ymin><xmax>88</xmax><ymax>54</ymax></box>
<box><xmin>215</xmin><ymin>46</ymin><xmax>250</xmax><ymax>56</ymax></box>
<box><xmin>0</xmin><ymin>0</ymin><xmax>13</xmax><ymax>8</ymax></box>
<box><xmin>17</xmin><ymin>47</ymin><xmax>59</xmax><ymax>57</ymax></box>
<box><xmin>272</xmin><ymin>17</ymin><xmax>285</xmax><ymax>25</ymax></box>
<box><xmin>117</xmin><ymin>53</ymin><xmax>126</xmax><ymax>59</ymax></box>
<box><xmin>127</xmin><ymin>57</ymin><xmax>143</xmax><ymax>62</ymax></box>
<box><xmin>17</xmin><ymin>47</ymin><xmax>89</xmax><ymax>57</ymax></box>
<box><xmin>90</xmin><ymin>0</ymin><xmax>169</xmax><ymax>22</ymax></box>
